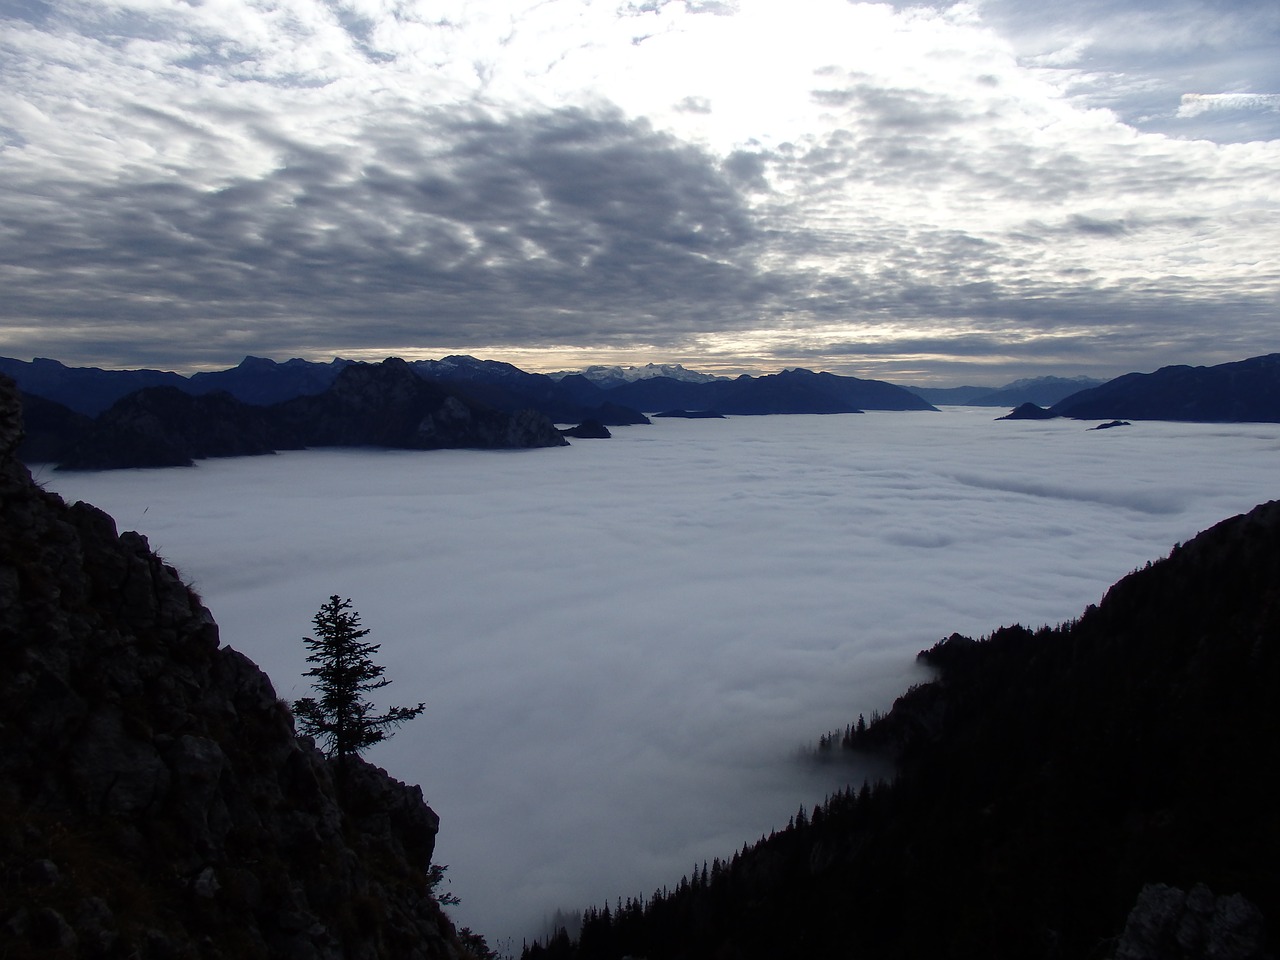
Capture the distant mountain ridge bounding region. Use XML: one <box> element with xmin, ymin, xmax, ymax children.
<box><xmin>1048</xmin><ymin>353</ymin><xmax>1280</xmax><ymax>422</ymax></box>
<box><xmin>1</xmin><ymin>354</ymin><xmax>931</xmax><ymax>418</ymax></box>
<box><xmin>23</xmin><ymin>359</ymin><xmax>569</xmax><ymax>470</ymax></box>
<box><xmin>907</xmin><ymin>375</ymin><xmax>1105</xmax><ymax>407</ymax></box>
<box><xmin>596</xmin><ymin>368</ymin><xmax>934</xmax><ymax>415</ymax></box>
<box><xmin>547</xmin><ymin>362</ymin><xmax>726</xmax><ymax>388</ymax></box>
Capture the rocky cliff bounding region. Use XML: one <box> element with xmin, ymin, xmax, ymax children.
<box><xmin>0</xmin><ymin>374</ymin><xmax>470</xmax><ymax>958</ymax></box>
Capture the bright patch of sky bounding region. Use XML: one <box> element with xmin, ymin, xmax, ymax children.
<box><xmin>2</xmin><ymin>0</ymin><xmax>1278</xmax><ymax>381</ymax></box>
<box><xmin>41</xmin><ymin>410</ymin><xmax>1280</xmax><ymax>944</ymax></box>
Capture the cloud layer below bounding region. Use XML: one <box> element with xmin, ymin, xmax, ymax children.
<box><xmin>2</xmin><ymin>0</ymin><xmax>1279</xmax><ymax>382</ymax></box>
<box><xmin>41</xmin><ymin>409</ymin><xmax>1280</xmax><ymax>943</ymax></box>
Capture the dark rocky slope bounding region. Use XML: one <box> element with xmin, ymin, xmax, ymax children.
<box><xmin>531</xmin><ymin>499</ymin><xmax>1280</xmax><ymax>960</ymax></box>
<box><xmin>0</xmin><ymin>375</ymin><xmax>471</xmax><ymax>959</ymax></box>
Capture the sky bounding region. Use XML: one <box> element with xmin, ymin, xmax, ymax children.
<box><xmin>40</xmin><ymin>409</ymin><xmax>1280</xmax><ymax>945</ymax></box>
<box><xmin>2</xmin><ymin>0</ymin><xmax>1278</xmax><ymax>385</ymax></box>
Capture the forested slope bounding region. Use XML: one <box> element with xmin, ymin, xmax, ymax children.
<box><xmin>528</xmin><ymin>501</ymin><xmax>1280</xmax><ymax>960</ymax></box>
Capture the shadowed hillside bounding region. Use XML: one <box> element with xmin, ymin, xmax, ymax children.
<box><xmin>0</xmin><ymin>374</ymin><xmax>478</xmax><ymax>959</ymax></box>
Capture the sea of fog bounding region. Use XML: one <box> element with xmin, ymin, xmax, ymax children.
<box><xmin>38</xmin><ymin>408</ymin><xmax>1280</xmax><ymax>946</ymax></box>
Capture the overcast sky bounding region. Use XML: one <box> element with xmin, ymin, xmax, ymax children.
<box><xmin>3</xmin><ymin>0</ymin><xmax>1278</xmax><ymax>384</ymax></box>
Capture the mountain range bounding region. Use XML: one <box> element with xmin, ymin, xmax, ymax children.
<box><xmin>5</xmin><ymin>351</ymin><xmax>1280</xmax><ymax>470</ymax></box>
<box><xmin>906</xmin><ymin>376</ymin><xmax>1106</xmax><ymax>407</ymax></box>
<box><xmin>3</xmin><ymin>355</ymin><xmax>936</xmax><ymax>470</ymax></box>
<box><xmin>4</xmin><ymin>363</ymin><xmax>1276</xmax><ymax>959</ymax></box>
<box><xmin>0</xmin><ymin>355</ymin><xmax>934</xmax><ymax>422</ymax></box>
<box><xmin>21</xmin><ymin>359</ymin><xmax>571</xmax><ymax>471</ymax></box>
<box><xmin>546</xmin><ymin>362</ymin><xmax>725</xmax><ymax>388</ymax></box>
<box><xmin>1047</xmin><ymin>353</ymin><xmax>1280</xmax><ymax>422</ymax></box>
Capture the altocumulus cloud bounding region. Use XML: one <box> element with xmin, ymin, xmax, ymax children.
<box><xmin>0</xmin><ymin>0</ymin><xmax>1278</xmax><ymax>380</ymax></box>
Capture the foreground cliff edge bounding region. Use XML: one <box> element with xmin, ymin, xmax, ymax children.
<box><xmin>0</xmin><ymin>375</ymin><xmax>477</xmax><ymax>958</ymax></box>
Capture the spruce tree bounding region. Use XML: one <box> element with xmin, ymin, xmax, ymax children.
<box><xmin>293</xmin><ymin>595</ymin><xmax>425</xmax><ymax>769</ymax></box>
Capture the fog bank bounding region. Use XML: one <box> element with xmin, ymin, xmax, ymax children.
<box><xmin>41</xmin><ymin>409</ymin><xmax>1280</xmax><ymax>944</ymax></box>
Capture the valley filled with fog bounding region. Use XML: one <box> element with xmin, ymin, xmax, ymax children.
<box><xmin>39</xmin><ymin>408</ymin><xmax>1280</xmax><ymax>945</ymax></box>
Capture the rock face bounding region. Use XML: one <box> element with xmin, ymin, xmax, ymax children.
<box><xmin>0</xmin><ymin>374</ymin><xmax>465</xmax><ymax>958</ymax></box>
<box><xmin>1114</xmin><ymin>883</ymin><xmax>1270</xmax><ymax>960</ymax></box>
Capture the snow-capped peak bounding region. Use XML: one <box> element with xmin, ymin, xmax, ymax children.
<box><xmin>548</xmin><ymin>363</ymin><xmax>725</xmax><ymax>384</ymax></box>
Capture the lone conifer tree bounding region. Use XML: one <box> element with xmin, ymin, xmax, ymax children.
<box><xmin>293</xmin><ymin>596</ymin><xmax>425</xmax><ymax>768</ymax></box>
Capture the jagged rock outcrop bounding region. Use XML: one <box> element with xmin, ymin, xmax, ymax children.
<box><xmin>0</xmin><ymin>374</ymin><xmax>466</xmax><ymax>959</ymax></box>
